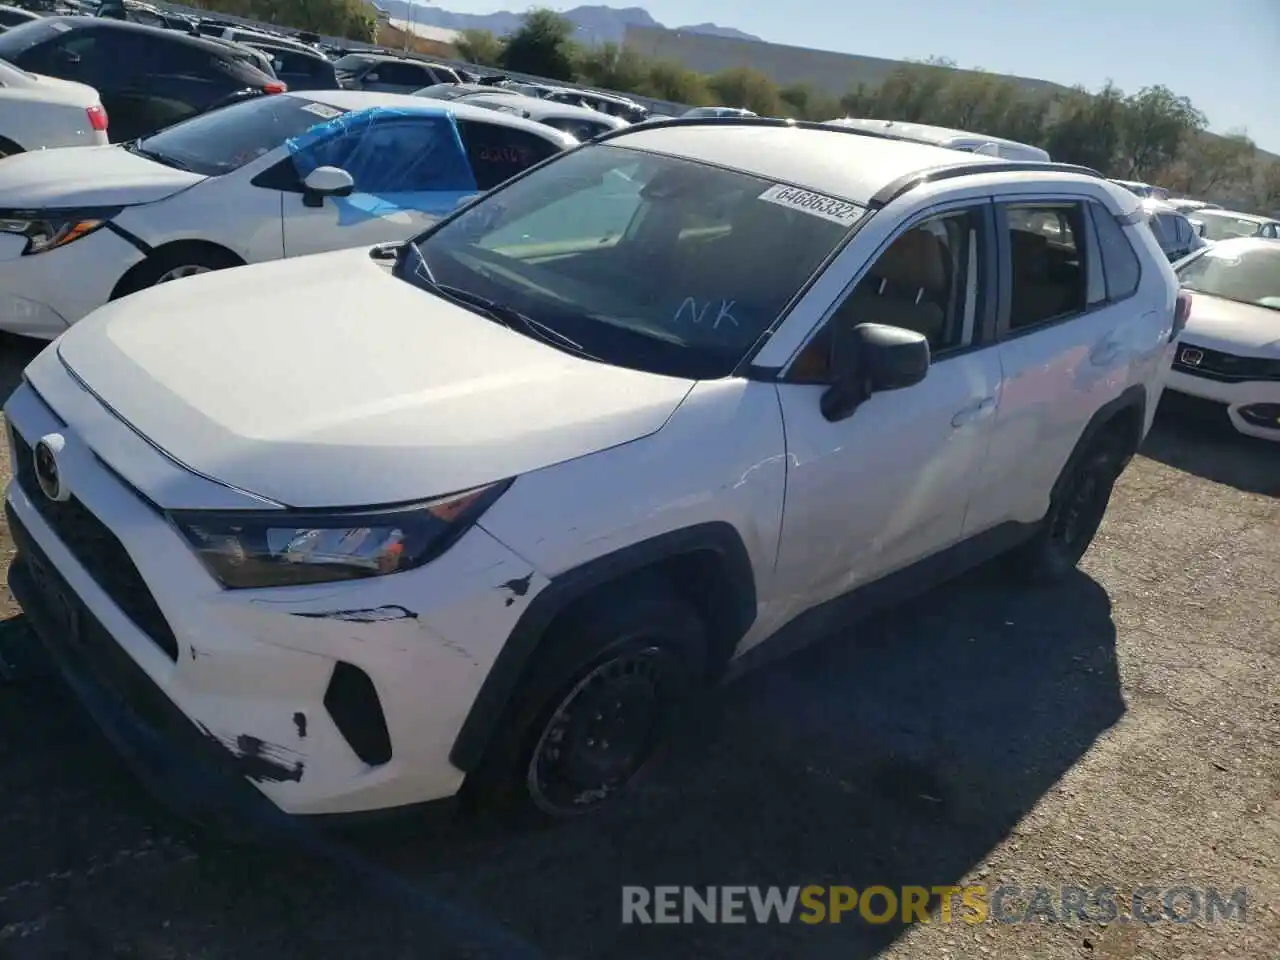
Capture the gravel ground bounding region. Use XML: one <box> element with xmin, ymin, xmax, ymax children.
<box><xmin>0</xmin><ymin>332</ymin><xmax>1276</xmax><ymax>960</ymax></box>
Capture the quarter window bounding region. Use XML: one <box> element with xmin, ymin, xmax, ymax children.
<box><xmin>1004</xmin><ymin>202</ymin><xmax>1087</xmax><ymax>331</ymax></box>
<box><xmin>455</xmin><ymin>120</ymin><xmax>562</xmax><ymax>189</ymax></box>
<box><xmin>1089</xmin><ymin>202</ymin><xmax>1141</xmax><ymax>302</ymax></box>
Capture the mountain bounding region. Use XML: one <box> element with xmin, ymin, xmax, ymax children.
<box><xmin>383</xmin><ymin>4</ymin><xmax>760</xmax><ymax>45</ymax></box>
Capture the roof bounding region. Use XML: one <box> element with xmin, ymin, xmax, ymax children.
<box><xmin>606</xmin><ymin>123</ymin><xmax>1007</xmax><ymax>203</ymax></box>
<box><xmin>292</xmin><ymin>89</ymin><xmax>580</xmax><ymax>146</ymax></box>
<box><xmin>460</xmin><ymin>93</ymin><xmax>629</xmax><ymax>127</ymax></box>
<box><xmin>36</xmin><ymin>15</ymin><xmax>247</xmax><ymax>52</ymax></box>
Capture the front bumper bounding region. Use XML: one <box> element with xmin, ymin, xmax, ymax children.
<box><xmin>0</xmin><ymin>226</ymin><xmax>145</xmax><ymax>339</ymax></box>
<box><xmin>4</xmin><ymin>377</ymin><xmax>548</xmax><ymax>817</ymax></box>
<box><xmin>1165</xmin><ymin>368</ymin><xmax>1280</xmax><ymax>441</ymax></box>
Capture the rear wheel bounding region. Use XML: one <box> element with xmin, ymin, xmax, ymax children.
<box><xmin>467</xmin><ymin>577</ymin><xmax>707</xmax><ymax>822</ymax></box>
<box><xmin>1012</xmin><ymin>432</ymin><xmax>1128</xmax><ymax>583</ymax></box>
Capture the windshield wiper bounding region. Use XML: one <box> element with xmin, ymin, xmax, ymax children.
<box><xmin>401</xmin><ymin>241</ymin><xmax>598</xmax><ymax>359</ymax></box>
<box><xmin>125</xmin><ymin>140</ymin><xmax>193</xmax><ymax>171</ymax></box>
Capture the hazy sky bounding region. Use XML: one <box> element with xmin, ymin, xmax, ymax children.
<box><xmin>432</xmin><ymin>0</ymin><xmax>1280</xmax><ymax>153</ymax></box>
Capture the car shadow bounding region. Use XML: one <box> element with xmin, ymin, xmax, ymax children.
<box><xmin>0</xmin><ymin>565</ymin><xmax>1123</xmax><ymax>960</ymax></box>
<box><xmin>1141</xmin><ymin>403</ymin><xmax>1280</xmax><ymax>498</ymax></box>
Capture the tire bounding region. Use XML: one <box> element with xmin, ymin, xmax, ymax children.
<box><xmin>1010</xmin><ymin>431</ymin><xmax>1128</xmax><ymax>584</ymax></box>
<box><xmin>466</xmin><ymin>576</ymin><xmax>707</xmax><ymax>823</ymax></box>
<box><xmin>127</xmin><ymin>246</ymin><xmax>241</xmax><ymax>293</ymax></box>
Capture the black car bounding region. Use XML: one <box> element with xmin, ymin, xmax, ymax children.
<box><xmin>246</xmin><ymin>41</ymin><xmax>338</xmax><ymax>91</ymax></box>
<box><xmin>0</xmin><ymin>17</ymin><xmax>281</xmax><ymax>141</ymax></box>
<box><xmin>332</xmin><ymin>52</ymin><xmax>460</xmax><ymax>93</ymax></box>
<box><xmin>0</xmin><ymin>5</ymin><xmax>40</xmax><ymax>31</ymax></box>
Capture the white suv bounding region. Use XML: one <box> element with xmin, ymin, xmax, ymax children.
<box><xmin>4</xmin><ymin>118</ymin><xmax>1181</xmax><ymax>825</ymax></box>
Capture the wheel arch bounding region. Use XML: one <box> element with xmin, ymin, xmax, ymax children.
<box><xmin>109</xmin><ymin>238</ymin><xmax>246</xmax><ymax>300</ymax></box>
<box><xmin>1054</xmin><ymin>383</ymin><xmax>1147</xmax><ymax>498</ymax></box>
<box><xmin>449</xmin><ymin>522</ymin><xmax>758</xmax><ymax>773</ymax></box>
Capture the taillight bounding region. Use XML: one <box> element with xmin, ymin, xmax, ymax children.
<box><xmin>1172</xmin><ymin>290</ymin><xmax>1192</xmax><ymax>341</ymax></box>
<box><xmin>85</xmin><ymin>104</ymin><xmax>108</xmax><ymax>132</ymax></box>
<box><xmin>263</xmin><ymin>80</ymin><xmax>287</xmax><ymax>94</ymax></box>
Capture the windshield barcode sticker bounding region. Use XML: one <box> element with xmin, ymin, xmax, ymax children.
<box><xmin>301</xmin><ymin>102</ymin><xmax>344</xmax><ymax>119</ymax></box>
<box><xmin>758</xmin><ymin>184</ymin><xmax>862</xmax><ymax>226</ymax></box>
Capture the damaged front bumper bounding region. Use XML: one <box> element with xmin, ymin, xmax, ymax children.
<box><xmin>8</xmin><ymin>503</ymin><xmax>285</xmax><ymax>837</ymax></box>
<box><xmin>4</xmin><ymin>374</ymin><xmax>550</xmax><ymax>821</ymax></box>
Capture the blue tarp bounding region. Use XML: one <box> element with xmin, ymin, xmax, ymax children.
<box><xmin>285</xmin><ymin>105</ymin><xmax>479</xmax><ymax>226</ymax></box>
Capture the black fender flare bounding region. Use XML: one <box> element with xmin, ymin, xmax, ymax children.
<box><xmin>1055</xmin><ymin>383</ymin><xmax>1148</xmax><ymax>490</ymax></box>
<box><xmin>449</xmin><ymin>522</ymin><xmax>757</xmax><ymax>772</ymax></box>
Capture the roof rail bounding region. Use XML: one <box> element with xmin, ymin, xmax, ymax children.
<box><xmin>870</xmin><ymin>161</ymin><xmax>1106</xmax><ymax>207</ymax></box>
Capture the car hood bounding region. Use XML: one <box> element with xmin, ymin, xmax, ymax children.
<box><xmin>56</xmin><ymin>247</ymin><xmax>697</xmax><ymax>508</ymax></box>
<box><xmin>1181</xmin><ymin>293</ymin><xmax>1280</xmax><ymax>355</ymax></box>
<box><xmin>0</xmin><ymin>144</ymin><xmax>203</xmax><ymax>209</ymax></box>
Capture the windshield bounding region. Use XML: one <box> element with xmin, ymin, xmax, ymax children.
<box><xmin>1193</xmin><ymin>211</ymin><xmax>1265</xmax><ymax>242</ymax></box>
<box><xmin>1176</xmin><ymin>243</ymin><xmax>1280</xmax><ymax>311</ymax></box>
<box><xmin>133</xmin><ymin>95</ymin><xmax>347</xmax><ymax>176</ymax></box>
<box><xmin>409</xmin><ymin>143</ymin><xmax>865</xmax><ymax>379</ymax></box>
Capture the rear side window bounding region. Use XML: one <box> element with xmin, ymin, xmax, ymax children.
<box><xmin>374</xmin><ymin>61</ymin><xmax>432</xmax><ymax>86</ymax></box>
<box><xmin>1004</xmin><ymin>202</ymin><xmax>1088</xmax><ymax>331</ymax></box>
<box><xmin>455</xmin><ymin>119</ymin><xmax>562</xmax><ymax>189</ymax></box>
<box><xmin>1090</xmin><ymin>202</ymin><xmax>1142</xmax><ymax>302</ymax></box>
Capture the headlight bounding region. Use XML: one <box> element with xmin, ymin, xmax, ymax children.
<box><xmin>0</xmin><ymin>208</ymin><xmax>121</xmax><ymax>255</ymax></box>
<box><xmin>169</xmin><ymin>480</ymin><xmax>511</xmax><ymax>590</ymax></box>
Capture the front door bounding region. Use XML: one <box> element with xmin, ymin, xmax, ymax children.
<box><xmin>282</xmin><ymin>114</ymin><xmax>477</xmax><ymax>258</ymax></box>
<box><xmin>768</xmin><ymin>203</ymin><xmax>1004</xmax><ymax>622</ymax></box>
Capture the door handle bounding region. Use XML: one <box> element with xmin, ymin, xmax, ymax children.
<box><xmin>951</xmin><ymin>396</ymin><xmax>996</xmax><ymax>427</ymax></box>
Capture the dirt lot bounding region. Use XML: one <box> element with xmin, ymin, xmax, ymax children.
<box><xmin>0</xmin><ymin>332</ymin><xmax>1275</xmax><ymax>960</ymax></box>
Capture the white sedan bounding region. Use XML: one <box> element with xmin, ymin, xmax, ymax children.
<box><xmin>0</xmin><ymin>57</ymin><xmax>108</xmax><ymax>156</ymax></box>
<box><xmin>1168</xmin><ymin>237</ymin><xmax>1280</xmax><ymax>441</ymax></box>
<box><xmin>0</xmin><ymin>89</ymin><xmax>575</xmax><ymax>338</ymax></box>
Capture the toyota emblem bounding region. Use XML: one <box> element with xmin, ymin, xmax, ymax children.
<box><xmin>33</xmin><ymin>433</ymin><xmax>69</xmax><ymax>503</ymax></box>
<box><xmin>1180</xmin><ymin>347</ymin><xmax>1203</xmax><ymax>367</ymax></box>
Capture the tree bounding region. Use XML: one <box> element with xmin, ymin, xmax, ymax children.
<box><xmin>1255</xmin><ymin>162</ymin><xmax>1280</xmax><ymax>214</ymax></box>
<box><xmin>639</xmin><ymin>61</ymin><xmax>713</xmax><ymax>105</ymax></box>
<box><xmin>707</xmin><ymin>67</ymin><xmax>781</xmax><ymax>116</ymax></box>
<box><xmin>577</xmin><ymin>42</ymin><xmax>649</xmax><ymax>93</ymax></box>
<box><xmin>195</xmin><ymin>0</ymin><xmax>373</xmax><ymax>39</ymax></box>
<box><xmin>500</xmin><ymin>9</ymin><xmax>578</xmax><ymax>81</ymax></box>
<box><xmin>457</xmin><ymin>29</ymin><xmax>505</xmax><ymax>67</ymax></box>
<box><xmin>1042</xmin><ymin>83</ymin><xmax>1126</xmax><ymax>173</ymax></box>
<box><xmin>1176</xmin><ymin>131</ymin><xmax>1256</xmax><ymax>196</ymax></box>
<box><xmin>1117</xmin><ymin>85</ymin><xmax>1207</xmax><ymax>180</ymax></box>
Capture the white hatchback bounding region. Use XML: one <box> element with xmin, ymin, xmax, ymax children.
<box><xmin>0</xmin><ymin>89</ymin><xmax>574</xmax><ymax>339</ymax></box>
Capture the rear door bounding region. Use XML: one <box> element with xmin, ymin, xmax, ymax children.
<box><xmin>963</xmin><ymin>196</ymin><xmax>1147</xmax><ymax>535</ymax></box>
<box><xmin>453</xmin><ymin>117</ymin><xmax>564</xmax><ymax>190</ymax></box>
<box><xmin>281</xmin><ymin>112</ymin><xmax>478</xmax><ymax>257</ymax></box>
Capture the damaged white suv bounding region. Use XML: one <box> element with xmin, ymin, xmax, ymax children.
<box><xmin>5</xmin><ymin>118</ymin><xmax>1181</xmax><ymax>825</ymax></box>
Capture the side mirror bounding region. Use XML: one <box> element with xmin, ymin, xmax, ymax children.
<box><xmin>364</xmin><ymin>72</ymin><xmax>380</xmax><ymax>83</ymax></box>
<box><xmin>301</xmin><ymin>165</ymin><xmax>354</xmax><ymax>207</ymax></box>
<box><xmin>820</xmin><ymin>322</ymin><xmax>930</xmax><ymax>422</ymax></box>
<box><xmin>1191</xmin><ymin>220</ymin><xmax>1206</xmax><ymax>238</ymax></box>
<box><xmin>54</xmin><ymin>48</ymin><xmax>81</xmax><ymax>67</ymax></box>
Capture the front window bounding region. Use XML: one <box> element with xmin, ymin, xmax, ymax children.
<box><xmin>1194</xmin><ymin>211</ymin><xmax>1266</xmax><ymax>242</ymax></box>
<box><xmin>1176</xmin><ymin>243</ymin><xmax>1280</xmax><ymax>311</ymax></box>
<box><xmin>130</xmin><ymin>95</ymin><xmax>347</xmax><ymax>176</ymax></box>
<box><xmin>409</xmin><ymin>143</ymin><xmax>866</xmax><ymax>379</ymax></box>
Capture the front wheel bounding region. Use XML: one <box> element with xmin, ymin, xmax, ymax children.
<box><xmin>121</xmin><ymin>247</ymin><xmax>242</xmax><ymax>296</ymax></box>
<box><xmin>467</xmin><ymin>578</ymin><xmax>707</xmax><ymax>822</ymax></box>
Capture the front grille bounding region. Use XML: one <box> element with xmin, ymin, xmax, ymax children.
<box><xmin>10</xmin><ymin>427</ymin><xmax>179</xmax><ymax>661</ymax></box>
<box><xmin>1172</xmin><ymin>342</ymin><xmax>1280</xmax><ymax>383</ymax></box>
